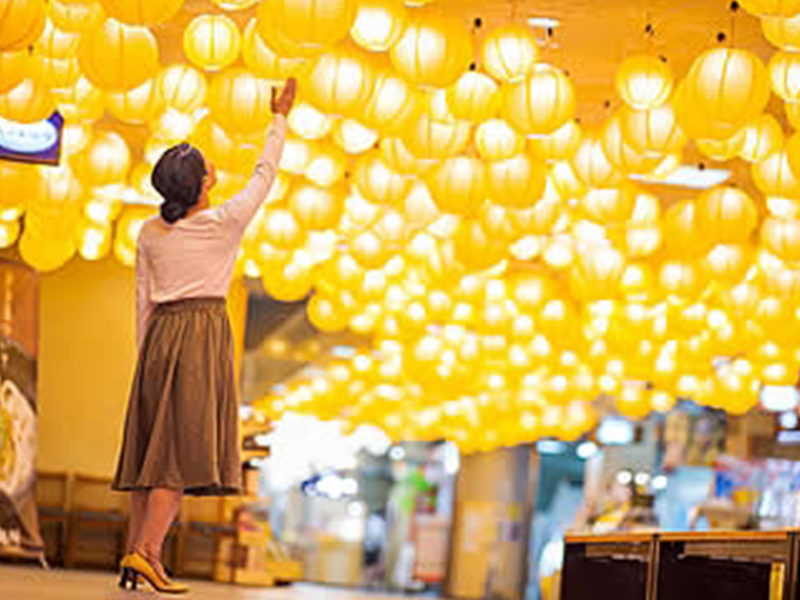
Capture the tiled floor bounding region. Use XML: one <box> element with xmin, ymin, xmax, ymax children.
<box><xmin>0</xmin><ymin>566</ymin><xmax>419</xmax><ymax>600</ymax></box>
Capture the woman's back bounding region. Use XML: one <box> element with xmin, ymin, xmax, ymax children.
<box><xmin>139</xmin><ymin>207</ymin><xmax>246</xmax><ymax>303</ymax></box>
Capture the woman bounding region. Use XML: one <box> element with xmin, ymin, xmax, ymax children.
<box><xmin>112</xmin><ymin>78</ymin><xmax>297</xmax><ymax>594</ymax></box>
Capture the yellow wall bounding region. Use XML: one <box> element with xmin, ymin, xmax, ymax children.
<box><xmin>36</xmin><ymin>257</ymin><xmax>248</xmax><ymax>478</ymax></box>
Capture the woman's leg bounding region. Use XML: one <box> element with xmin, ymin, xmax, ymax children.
<box><xmin>126</xmin><ymin>490</ymin><xmax>149</xmax><ymax>554</ymax></box>
<box><xmin>136</xmin><ymin>488</ymin><xmax>183</xmax><ymax>575</ymax></box>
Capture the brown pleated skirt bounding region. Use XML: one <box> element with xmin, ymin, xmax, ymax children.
<box><xmin>112</xmin><ymin>298</ymin><xmax>242</xmax><ymax>496</ymax></box>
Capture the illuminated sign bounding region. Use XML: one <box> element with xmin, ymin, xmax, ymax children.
<box><xmin>0</xmin><ymin>112</ymin><xmax>63</xmax><ymax>166</ymax></box>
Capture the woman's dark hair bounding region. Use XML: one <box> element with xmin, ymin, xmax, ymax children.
<box><xmin>151</xmin><ymin>142</ymin><xmax>207</xmax><ymax>224</ymax></box>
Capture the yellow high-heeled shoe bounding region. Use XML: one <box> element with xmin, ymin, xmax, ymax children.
<box><xmin>119</xmin><ymin>552</ymin><xmax>189</xmax><ymax>595</ymax></box>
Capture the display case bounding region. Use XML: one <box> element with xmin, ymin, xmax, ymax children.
<box><xmin>563</xmin><ymin>530</ymin><xmax>800</xmax><ymax>600</ymax></box>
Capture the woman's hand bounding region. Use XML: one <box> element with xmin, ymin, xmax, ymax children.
<box><xmin>271</xmin><ymin>78</ymin><xmax>297</xmax><ymax>116</ymax></box>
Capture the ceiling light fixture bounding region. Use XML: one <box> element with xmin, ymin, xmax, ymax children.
<box><xmin>527</xmin><ymin>17</ymin><xmax>560</xmax><ymax>29</ymax></box>
<box><xmin>630</xmin><ymin>165</ymin><xmax>731</xmax><ymax>189</ymax></box>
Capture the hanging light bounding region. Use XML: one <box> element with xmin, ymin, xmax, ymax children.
<box><xmin>769</xmin><ymin>51</ymin><xmax>800</xmax><ymax>102</ymax></box>
<box><xmin>183</xmin><ymin>14</ymin><xmax>241</xmax><ymax>72</ymax></box>
<box><xmin>390</xmin><ymin>12</ymin><xmax>473</xmax><ymax>87</ymax></box>
<box><xmin>475</xmin><ymin>119</ymin><xmax>525</xmax><ymax>161</ymax></box>
<box><xmin>350</xmin><ymin>0</ymin><xmax>407</xmax><ymax>52</ymax></box>
<box><xmin>762</xmin><ymin>13</ymin><xmax>800</xmax><ymax>51</ymax></box>
<box><xmin>208</xmin><ymin>68</ymin><xmax>274</xmax><ymax>134</ymax></box>
<box><xmin>683</xmin><ymin>48</ymin><xmax>770</xmax><ymax>139</ymax></box>
<box><xmin>738</xmin><ymin>0</ymin><xmax>800</xmax><ymax>17</ymax></box>
<box><xmin>481</xmin><ymin>24</ymin><xmax>539</xmax><ymax>84</ymax></box>
<box><xmin>304</xmin><ymin>46</ymin><xmax>375</xmax><ymax>117</ymax></box>
<box><xmin>615</xmin><ymin>54</ymin><xmax>674</xmax><ymax>110</ymax></box>
<box><xmin>426</xmin><ymin>157</ymin><xmax>487</xmax><ymax>217</ymax></box>
<box><xmin>0</xmin><ymin>0</ymin><xmax>46</xmax><ymax>51</ymax></box>
<box><xmin>78</xmin><ymin>18</ymin><xmax>159</xmax><ymax>91</ymax></box>
<box><xmin>446</xmin><ymin>70</ymin><xmax>499</xmax><ymax>123</ymax></box>
<box><xmin>501</xmin><ymin>64</ymin><xmax>576</xmax><ymax>135</ymax></box>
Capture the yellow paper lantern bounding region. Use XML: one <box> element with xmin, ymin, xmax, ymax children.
<box><xmin>242</xmin><ymin>18</ymin><xmax>306</xmax><ymax>80</ymax></box>
<box><xmin>616</xmin><ymin>54</ymin><xmax>673</xmax><ymax>110</ymax></box>
<box><xmin>0</xmin><ymin>50</ymin><xmax>30</xmax><ymax>94</ymax></box>
<box><xmin>99</xmin><ymin>0</ymin><xmax>183</xmax><ymax>25</ymax></box>
<box><xmin>753</xmin><ymin>150</ymin><xmax>800</xmax><ymax>198</ymax></box>
<box><xmin>663</xmin><ymin>200</ymin><xmax>709</xmax><ymax>257</ymax></box>
<box><xmin>189</xmin><ymin>119</ymin><xmax>259</xmax><ymax>174</ymax></box>
<box><xmin>0</xmin><ymin>79</ymin><xmax>54</xmax><ymax>123</ymax></box>
<box><xmin>696</xmin><ymin>134</ymin><xmax>745</xmax><ymax>162</ymax></box>
<box><xmin>0</xmin><ymin>0</ymin><xmax>45</xmax><ymax>51</ymax></box>
<box><xmin>350</xmin><ymin>0</ymin><xmax>407</xmax><ymax>52</ymax></box>
<box><xmin>739</xmin><ymin>114</ymin><xmax>784</xmax><ymax>163</ymax></box>
<box><xmin>263</xmin><ymin>208</ymin><xmax>305</xmax><ymax>249</ymax></box>
<box><xmin>571</xmin><ymin>246</ymin><xmax>626</xmax><ymax>301</ymax></box>
<box><xmin>154</xmin><ymin>64</ymin><xmax>207</xmax><ymax>114</ymax></box>
<box><xmin>572</xmin><ymin>134</ymin><xmax>623</xmax><ymax>188</ymax></box>
<box><xmin>602</xmin><ymin>115</ymin><xmax>663</xmax><ymax>174</ymax></box>
<box><xmin>769</xmin><ymin>51</ymin><xmax>800</xmax><ymax>102</ymax></box>
<box><xmin>379</xmin><ymin>137</ymin><xmax>430</xmax><ymax>175</ymax></box>
<box><xmin>361</xmin><ymin>70</ymin><xmax>420</xmax><ymax>135</ymax></box>
<box><xmin>78</xmin><ymin>18</ymin><xmax>159</xmax><ymax>91</ymax></box>
<box><xmin>621</xmin><ymin>103</ymin><xmax>686</xmax><ymax>156</ymax></box>
<box><xmin>78</xmin><ymin>223</ymin><xmax>112</xmax><ymax>261</ymax></box>
<box><xmin>0</xmin><ymin>160</ymin><xmax>44</xmax><ymax>217</ymax></box>
<box><xmin>354</xmin><ymin>153</ymin><xmax>412</xmax><ymax>206</ymax></box>
<box><xmin>73</xmin><ymin>131</ymin><xmax>131</xmax><ymax>186</ymax></box>
<box><xmin>49</xmin><ymin>0</ymin><xmax>105</xmax><ymax>33</ymax></box>
<box><xmin>427</xmin><ymin>157</ymin><xmax>487</xmax><ymax>217</ymax></box>
<box><xmin>696</xmin><ymin>186</ymin><xmax>759</xmax><ymax>244</ymax></box>
<box><xmin>762</xmin><ymin>13</ymin><xmax>800</xmax><ymax>51</ymax></box>
<box><xmin>704</xmin><ymin>243</ymin><xmax>754</xmax><ymax>284</ymax></box>
<box><xmin>501</xmin><ymin>65</ymin><xmax>576</xmax><ymax>135</ymax></box>
<box><xmin>304</xmin><ymin>46</ymin><xmax>375</xmax><ymax>116</ymax></box>
<box><xmin>762</xmin><ymin>217</ymin><xmax>800</xmax><ymax>262</ymax></box>
<box><xmin>305</xmin><ymin>143</ymin><xmax>347</xmax><ymax>187</ymax></box>
<box><xmin>20</xmin><ymin>232</ymin><xmax>75</xmax><ymax>272</ymax></box>
<box><xmin>475</xmin><ymin>119</ymin><xmax>525</xmax><ymax>161</ymax></box>
<box><xmin>289</xmin><ymin>183</ymin><xmax>344</xmax><ymax>230</ymax></box>
<box><xmin>287</xmin><ymin>102</ymin><xmax>333</xmax><ymax>141</ymax></box>
<box><xmin>308</xmin><ymin>295</ymin><xmax>348</xmax><ymax>332</ymax></box>
<box><xmin>624</xmin><ymin>223</ymin><xmax>662</xmax><ymax>258</ymax></box>
<box><xmin>487</xmin><ymin>153</ymin><xmax>548</xmax><ymax>209</ymax></box>
<box><xmin>481</xmin><ymin>24</ymin><xmax>539</xmax><ymax>84</ymax></box>
<box><xmin>403</xmin><ymin>113</ymin><xmax>471</xmax><ymax>160</ymax></box>
<box><xmin>659</xmin><ymin>260</ymin><xmax>708</xmax><ymax>299</ymax></box>
<box><xmin>352</xmin><ymin>230</ymin><xmax>392</xmax><ymax>268</ymax></box>
<box><xmin>739</xmin><ymin>0</ymin><xmax>800</xmax><ymax>16</ymax></box>
<box><xmin>34</xmin><ymin>20</ymin><xmax>80</xmax><ymax>59</ymax></box>
<box><xmin>264</xmin><ymin>0</ymin><xmax>357</xmax><ymax>48</ymax></box>
<box><xmin>0</xmin><ymin>219</ymin><xmax>20</xmax><ymax>248</ymax></box>
<box><xmin>683</xmin><ymin>48</ymin><xmax>770</xmax><ymax>140</ymax></box>
<box><xmin>35</xmin><ymin>55</ymin><xmax>82</xmax><ymax>89</ymax></box>
<box><xmin>208</xmin><ymin>69</ymin><xmax>273</xmax><ymax>134</ymax></box>
<box><xmin>528</xmin><ymin>120</ymin><xmax>583</xmax><ymax>161</ymax></box>
<box><xmin>183</xmin><ymin>15</ymin><xmax>241</xmax><ymax>73</ymax></box>
<box><xmin>52</xmin><ymin>77</ymin><xmax>104</xmax><ymax>123</ymax></box>
<box><xmin>390</xmin><ymin>12</ymin><xmax>472</xmax><ymax>87</ymax></box>
<box><xmin>453</xmin><ymin>219</ymin><xmax>508</xmax><ymax>271</ymax></box>
<box><xmin>105</xmin><ymin>79</ymin><xmax>164</xmax><ymax>124</ymax></box>
<box><xmin>333</xmin><ymin>119</ymin><xmax>379</xmax><ymax>154</ymax></box>
<box><xmin>581</xmin><ymin>185</ymin><xmax>638</xmax><ymax>224</ymax></box>
<box><xmin>446</xmin><ymin>70</ymin><xmax>499</xmax><ymax>123</ymax></box>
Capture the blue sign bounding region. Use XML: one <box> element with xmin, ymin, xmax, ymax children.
<box><xmin>0</xmin><ymin>112</ymin><xmax>63</xmax><ymax>166</ymax></box>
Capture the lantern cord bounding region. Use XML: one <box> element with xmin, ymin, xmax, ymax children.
<box><xmin>729</xmin><ymin>1</ymin><xmax>739</xmax><ymax>46</ymax></box>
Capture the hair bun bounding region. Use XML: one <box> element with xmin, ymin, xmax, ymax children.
<box><xmin>161</xmin><ymin>200</ymin><xmax>188</xmax><ymax>224</ymax></box>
